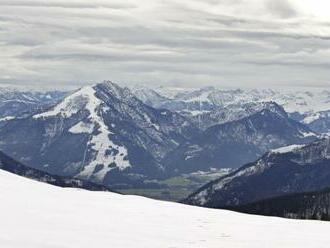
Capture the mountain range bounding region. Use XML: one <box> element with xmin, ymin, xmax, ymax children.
<box><xmin>163</xmin><ymin>103</ymin><xmax>317</xmax><ymax>174</ymax></box>
<box><xmin>133</xmin><ymin>86</ymin><xmax>330</xmax><ymax>134</ymax></box>
<box><xmin>0</xmin><ymin>88</ymin><xmax>66</xmax><ymax>121</ymax></box>
<box><xmin>0</xmin><ymin>82</ymin><xmax>329</xmax><ymax>221</ymax></box>
<box><xmin>0</xmin><ymin>82</ymin><xmax>321</xmax><ymax>187</ymax></box>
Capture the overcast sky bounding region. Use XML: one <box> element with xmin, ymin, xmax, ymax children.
<box><xmin>1</xmin><ymin>0</ymin><xmax>330</xmax><ymax>90</ymax></box>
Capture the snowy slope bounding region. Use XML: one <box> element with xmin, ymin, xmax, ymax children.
<box><xmin>1</xmin><ymin>170</ymin><xmax>330</xmax><ymax>248</ymax></box>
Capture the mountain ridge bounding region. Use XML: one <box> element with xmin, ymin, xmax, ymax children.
<box><xmin>184</xmin><ymin>138</ymin><xmax>330</xmax><ymax>208</ymax></box>
<box><xmin>163</xmin><ymin>106</ymin><xmax>317</xmax><ymax>174</ymax></box>
<box><xmin>0</xmin><ymin>81</ymin><xmax>199</xmax><ymax>186</ymax></box>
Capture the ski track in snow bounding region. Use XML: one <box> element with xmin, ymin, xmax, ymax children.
<box><xmin>0</xmin><ymin>170</ymin><xmax>330</xmax><ymax>248</ymax></box>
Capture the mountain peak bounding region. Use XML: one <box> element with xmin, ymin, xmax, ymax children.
<box><xmin>33</xmin><ymin>85</ymin><xmax>98</xmax><ymax>119</ymax></box>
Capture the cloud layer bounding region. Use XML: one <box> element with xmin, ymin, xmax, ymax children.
<box><xmin>1</xmin><ymin>0</ymin><xmax>330</xmax><ymax>89</ymax></box>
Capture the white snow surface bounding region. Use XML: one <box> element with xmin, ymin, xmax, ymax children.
<box><xmin>271</xmin><ymin>144</ymin><xmax>306</xmax><ymax>154</ymax></box>
<box><xmin>69</xmin><ymin>121</ymin><xmax>94</xmax><ymax>134</ymax></box>
<box><xmin>1</xmin><ymin>170</ymin><xmax>330</xmax><ymax>248</ymax></box>
<box><xmin>0</xmin><ymin>116</ymin><xmax>15</xmax><ymax>122</ymax></box>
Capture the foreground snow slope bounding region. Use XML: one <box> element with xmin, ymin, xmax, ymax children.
<box><xmin>0</xmin><ymin>170</ymin><xmax>329</xmax><ymax>248</ymax></box>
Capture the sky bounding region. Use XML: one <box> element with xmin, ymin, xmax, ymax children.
<box><xmin>1</xmin><ymin>0</ymin><xmax>330</xmax><ymax>90</ymax></box>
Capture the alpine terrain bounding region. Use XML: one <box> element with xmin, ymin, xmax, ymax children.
<box><xmin>0</xmin><ymin>88</ymin><xmax>67</xmax><ymax>121</ymax></box>
<box><xmin>185</xmin><ymin>138</ymin><xmax>330</xmax><ymax>208</ymax></box>
<box><xmin>134</xmin><ymin>86</ymin><xmax>330</xmax><ymax>134</ymax></box>
<box><xmin>163</xmin><ymin>103</ymin><xmax>317</xmax><ymax>174</ymax></box>
<box><xmin>0</xmin><ymin>81</ymin><xmax>198</xmax><ymax>186</ymax></box>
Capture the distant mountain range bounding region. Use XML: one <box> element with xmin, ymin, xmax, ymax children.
<box><xmin>163</xmin><ymin>103</ymin><xmax>317</xmax><ymax>174</ymax></box>
<box><xmin>132</xmin><ymin>86</ymin><xmax>330</xmax><ymax>134</ymax></box>
<box><xmin>185</xmin><ymin>138</ymin><xmax>330</xmax><ymax>208</ymax></box>
<box><xmin>0</xmin><ymin>88</ymin><xmax>67</xmax><ymax>121</ymax></box>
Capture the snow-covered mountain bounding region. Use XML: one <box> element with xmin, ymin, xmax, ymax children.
<box><xmin>163</xmin><ymin>106</ymin><xmax>317</xmax><ymax>174</ymax></box>
<box><xmin>0</xmin><ymin>81</ymin><xmax>198</xmax><ymax>186</ymax></box>
<box><xmin>185</xmin><ymin>138</ymin><xmax>330</xmax><ymax>208</ymax></box>
<box><xmin>185</xmin><ymin>101</ymin><xmax>289</xmax><ymax>130</ymax></box>
<box><xmin>134</xmin><ymin>86</ymin><xmax>330</xmax><ymax>134</ymax></box>
<box><xmin>0</xmin><ymin>88</ymin><xmax>67</xmax><ymax>121</ymax></box>
<box><xmin>132</xmin><ymin>86</ymin><xmax>216</xmax><ymax>114</ymax></box>
<box><xmin>1</xmin><ymin>168</ymin><xmax>330</xmax><ymax>248</ymax></box>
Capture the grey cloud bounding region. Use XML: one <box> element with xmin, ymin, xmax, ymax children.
<box><xmin>0</xmin><ymin>0</ymin><xmax>136</xmax><ymax>9</ymax></box>
<box><xmin>0</xmin><ymin>0</ymin><xmax>330</xmax><ymax>89</ymax></box>
<box><xmin>265</xmin><ymin>0</ymin><xmax>297</xmax><ymax>18</ymax></box>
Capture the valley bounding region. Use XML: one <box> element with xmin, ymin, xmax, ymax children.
<box><xmin>117</xmin><ymin>169</ymin><xmax>231</xmax><ymax>202</ymax></box>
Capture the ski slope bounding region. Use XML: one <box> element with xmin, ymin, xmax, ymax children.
<box><xmin>0</xmin><ymin>170</ymin><xmax>329</xmax><ymax>248</ymax></box>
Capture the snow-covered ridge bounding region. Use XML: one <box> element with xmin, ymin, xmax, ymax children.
<box><xmin>1</xmin><ymin>169</ymin><xmax>330</xmax><ymax>248</ymax></box>
<box><xmin>33</xmin><ymin>86</ymin><xmax>92</xmax><ymax>119</ymax></box>
<box><xmin>146</xmin><ymin>86</ymin><xmax>329</xmax><ymax>112</ymax></box>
